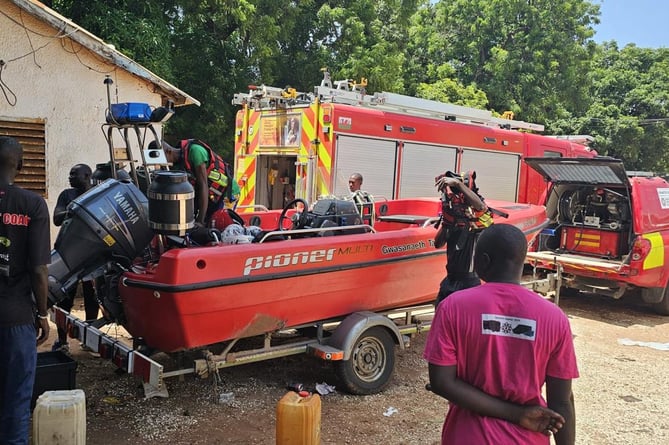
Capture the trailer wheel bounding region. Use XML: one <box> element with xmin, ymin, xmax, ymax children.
<box><xmin>559</xmin><ymin>286</ymin><xmax>581</xmax><ymax>298</ymax></box>
<box><xmin>335</xmin><ymin>327</ymin><xmax>395</xmax><ymax>395</ymax></box>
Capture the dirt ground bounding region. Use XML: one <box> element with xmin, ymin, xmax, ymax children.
<box><xmin>35</xmin><ymin>292</ymin><xmax>669</xmax><ymax>445</ymax></box>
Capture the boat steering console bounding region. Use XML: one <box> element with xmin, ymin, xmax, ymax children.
<box><xmin>275</xmin><ymin>197</ymin><xmax>367</xmax><ymax>238</ymax></box>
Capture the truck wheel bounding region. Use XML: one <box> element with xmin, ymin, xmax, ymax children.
<box><xmin>652</xmin><ymin>286</ymin><xmax>669</xmax><ymax>316</ymax></box>
<box><xmin>334</xmin><ymin>327</ymin><xmax>395</xmax><ymax>395</ymax></box>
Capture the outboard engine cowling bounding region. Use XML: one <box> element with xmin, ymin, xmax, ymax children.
<box><xmin>48</xmin><ymin>179</ymin><xmax>153</xmax><ymax>305</ymax></box>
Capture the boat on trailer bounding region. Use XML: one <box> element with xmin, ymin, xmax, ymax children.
<box><xmin>47</xmin><ymin>179</ymin><xmax>548</xmax><ymax>394</ymax></box>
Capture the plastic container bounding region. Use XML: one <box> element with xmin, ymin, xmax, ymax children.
<box><xmin>32</xmin><ymin>351</ymin><xmax>77</xmax><ymax>408</ymax></box>
<box><xmin>276</xmin><ymin>390</ymin><xmax>321</xmax><ymax>445</ymax></box>
<box><xmin>32</xmin><ymin>389</ymin><xmax>86</xmax><ymax>445</ymax></box>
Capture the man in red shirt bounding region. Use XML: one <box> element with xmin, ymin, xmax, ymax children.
<box><xmin>424</xmin><ymin>223</ymin><xmax>578</xmax><ymax>444</ymax></box>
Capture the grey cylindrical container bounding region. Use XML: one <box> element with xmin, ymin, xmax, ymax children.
<box><xmin>147</xmin><ymin>171</ymin><xmax>195</xmax><ymax>235</ymax></box>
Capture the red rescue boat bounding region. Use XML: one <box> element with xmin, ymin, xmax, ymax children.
<box><xmin>47</xmin><ymin>180</ymin><xmax>548</xmax><ymax>393</ymax></box>
<box><xmin>117</xmin><ymin>196</ymin><xmax>547</xmax><ymax>352</ymax></box>
<box><xmin>48</xmin><ymin>180</ymin><xmax>547</xmax><ymax>353</ymax></box>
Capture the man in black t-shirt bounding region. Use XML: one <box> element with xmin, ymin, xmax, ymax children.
<box><xmin>52</xmin><ymin>164</ymin><xmax>98</xmax><ymax>351</ymax></box>
<box><xmin>433</xmin><ymin>171</ymin><xmax>493</xmax><ymax>307</ymax></box>
<box><xmin>0</xmin><ymin>136</ymin><xmax>50</xmax><ymax>445</ymax></box>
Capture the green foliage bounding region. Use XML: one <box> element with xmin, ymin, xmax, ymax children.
<box><xmin>315</xmin><ymin>0</ymin><xmax>418</xmax><ymax>93</ymax></box>
<box><xmin>52</xmin><ymin>0</ymin><xmax>175</xmax><ymax>79</ymax></box>
<box><xmin>553</xmin><ymin>43</ymin><xmax>669</xmax><ymax>172</ymax></box>
<box><xmin>416</xmin><ymin>78</ymin><xmax>488</xmax><ymax>109</ymax></box>
<box><xmin>48</xmin><ymin>0</ymin><xmax>669</xmax><ymax>172</ymax></box>
<box><xmin>417</xmin><ymin>0</ymin><xmax>599</xmax><ymax>122</ymax></box>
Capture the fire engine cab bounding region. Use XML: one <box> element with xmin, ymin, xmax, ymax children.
<box><xmin>232</xmin><ymin>72</ymin><xmax>596</xmax><ymax>211</ymax></box>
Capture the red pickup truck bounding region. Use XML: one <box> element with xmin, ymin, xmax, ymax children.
<box><xmin>525</xmin><ymin>157</ymin><xmax>669</xmax><ymax>315</ymax></box>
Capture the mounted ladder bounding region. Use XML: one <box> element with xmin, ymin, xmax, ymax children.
<box><xmin>233</xmin><ymin>70</ymin><xmax>545</xmax><ymax>132</ymax></box>
<box><xmin>232</xmin><ymin>84</ymin><xmax>314</xmax><ymax>109</ymax></box>
<box><xmin>368</xmin><ymin>92</ymin><xmax>544</xmax><ymax>132</ymax></box>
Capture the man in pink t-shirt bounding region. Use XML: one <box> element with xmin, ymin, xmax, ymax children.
<box><xmin>424</xmin><ymin>224</ymin><xmax>578</xmax><ymax>445</ymax></box>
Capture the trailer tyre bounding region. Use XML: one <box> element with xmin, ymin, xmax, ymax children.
<box><xmin>335</xmin><ymin>327</ymin><xmax>395</xmax><ymax>395</ymax></box>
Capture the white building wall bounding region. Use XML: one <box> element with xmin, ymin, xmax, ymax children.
<box><xmin>0</xmin><ymin>0</ymin><xmax>164</xmax><ymax>241</ymax></box>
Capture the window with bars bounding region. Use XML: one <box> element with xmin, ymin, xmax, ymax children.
<box><xmin>0</xmin><ymin>118</ymin><xmax>47</xmax><ymax>198</ymax></box>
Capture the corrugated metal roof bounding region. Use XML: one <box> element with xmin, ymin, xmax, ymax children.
<box><xmin>10</xmin><ymin>0</ymin><xmax>200</xmax><ymax>107</ymax></box>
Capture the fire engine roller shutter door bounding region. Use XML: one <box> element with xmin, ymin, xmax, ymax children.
<box><xmin>459</xmin><ymin>149</ymin><xmax>520</xmax><ymax>202</ymax></box>
<box><xmin>333</xmin><ymin>135</ymin><xmax>397</xmax><ymax>198</ymax></box>
<box><xmin>399</xmin><ymin>143</ymin><xmax>458</xmax><ymax>198</ymax></box>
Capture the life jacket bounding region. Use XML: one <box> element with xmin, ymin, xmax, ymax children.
<box><xmin>437</xmin><ymin>170</ymin><xmax>493</xmax><ymax>231</ymax></box>
<box><xmin>441</xmin><ymin>193</ymin><xmax>493</xmax><ymax>230</ymax></box>
<box><xmin>179</xmin><ymin>139</ymin><xmax>237</xmax><ymax>205</ymax></box>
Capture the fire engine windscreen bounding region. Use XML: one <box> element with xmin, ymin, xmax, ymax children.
<box><xmin>47</xmin><ymin>179</ymin><xmax>154</xmax><ymax>306</ymax></box>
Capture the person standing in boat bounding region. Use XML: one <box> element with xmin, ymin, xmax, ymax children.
<box><xmin>51</xmin><ymin>163</ymin><xmax>98</xmax><ymax>352</ymax></box>
<box><xmin>424</xmin><ymin>223</ymin><xmax>578</xmax><ymax>444</ymax></box>
<box><xmin>347</xmin><ymin>172</ymin><xmax>374</xmax><ymax>224</ymax></box>
<box><xmin>348</xmin><ymin>172</ymin><xmax>363</xmax><ymax>193</ymax></box>
<box><xmin>433</xmin><ymin>170</ymin><xmax>492</xmax><ymax>306</ymax></box>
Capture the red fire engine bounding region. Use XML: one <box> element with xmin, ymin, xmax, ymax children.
<box><xmin>232</xmin><ymin>73</ymin><xmax>596</xmax><ymax>210</ymax></box>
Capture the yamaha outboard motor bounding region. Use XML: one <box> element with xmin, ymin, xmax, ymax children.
<box><xmin>47</xmin><ymin>179</ymin><xmax>153</xmax><ymax>305</ymax></box>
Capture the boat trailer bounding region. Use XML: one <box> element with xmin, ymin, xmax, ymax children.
<box><xmin>51</xmin><ymin>261</ymin><xmax>561</xmax><ymax>398</ymax></box>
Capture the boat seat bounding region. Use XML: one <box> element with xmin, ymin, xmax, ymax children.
<box><xmin>376</xmin><ymin>214</ymin><xmax>431</xmax><ymax>225</ymax></box>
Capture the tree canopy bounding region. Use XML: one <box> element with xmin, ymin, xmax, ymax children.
<box><xmin>49</xmin><ymin>0</ymin><xmax>669</xmax><ymax>172</ymax></box>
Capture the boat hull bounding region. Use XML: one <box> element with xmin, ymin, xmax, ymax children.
<box><xmin>119</xmin><ymin>198</ymin><xmax>547</xmax><ymax>352</ymax></box>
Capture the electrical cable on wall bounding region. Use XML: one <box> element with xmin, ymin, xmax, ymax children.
<box><xmin>60</xmin><ymin>38</ymin><xmax>116</xmax><ymax>74</ymax></box>
<box><xmin>19</xmin><ymin>8</ymin><xmax>41</xmax><ymax>68</ymax></box>
<box><xmin>1</xmin><ymin>5</ymin><xmax>116</xmax><ymax>88</ymax></box>
<box><xmin>0</xmin><ymin>61</ymin><xmax>17</xmax><ymax>106</ymax></box>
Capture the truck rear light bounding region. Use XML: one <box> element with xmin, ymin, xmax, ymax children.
<box><xmin>67</xmin><ymin>323</ymin><xmax>79</xmax><ymax>339</ymax></box>
<box><xmin>113</xmin><ymin>349</ymin><xmax>128</xmax><ymax>370</ymax></box>
<box><xmin>98</xmin><ymin>343</ymin><xmax>112</xmax><ymax>359</ymax></box>
<box><xmin>631</xmin><ymin>238</ymin><xmax>651</xmax><ymax>261</ymax></box>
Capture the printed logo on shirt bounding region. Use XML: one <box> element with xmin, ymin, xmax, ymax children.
<box><xmin>0</xmin><ymin>212</ymin><xmax>30</xmax><ymax>226</ymax></box>
<box><xmin>481</xmin><ymin>314</ymin><xmax>536</xmax><ymax>341</ymax></box>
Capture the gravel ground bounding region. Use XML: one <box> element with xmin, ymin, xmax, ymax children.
<box><xmin>35</xmin><ymin>292</ymin><xmax>669</xmax><ymax>444</ymax></box>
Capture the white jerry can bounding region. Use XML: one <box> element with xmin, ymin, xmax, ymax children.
<box><xmin>32</xmin><ymin>389</ymin><xmax>86</xmax><ymax>445</ymax></box>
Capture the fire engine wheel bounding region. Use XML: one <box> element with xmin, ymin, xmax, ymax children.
<box><xmin>278</xmin><ymin>198</ymin><xmax>309</xmax><ymax>230</ymax></box>
<box><xmin>335</xmin><ymin>327</ymin><xmax>395</xmax><ymax>395</ymax></box>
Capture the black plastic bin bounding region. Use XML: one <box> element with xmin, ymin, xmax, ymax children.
<box><xmin>32</xmin><ymin>351</ymin><xmax>77</xmax><ymax>408</ymax></box>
